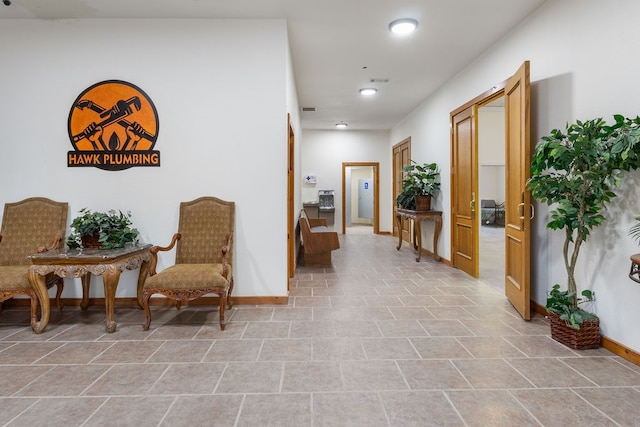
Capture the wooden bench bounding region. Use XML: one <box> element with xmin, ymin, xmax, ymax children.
<box><xmin>299</xmin><ymin>208</ymin><xmax>339</xmax><ymax>266</ymax></box>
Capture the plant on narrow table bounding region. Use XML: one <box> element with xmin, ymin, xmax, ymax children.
<box><xmin>527</xmin><ymin>114</ymin><xmax>640</xmax><ymax>330</ymax></box>
<box><xmin>67</xmin><ymin>208</ymin><xmax>139</xmax><ymax>249</ymax></box>
<box><xmin>396</xmin><ymin>160</ymin><xmax>440</xmax><ymax>210</ymax></box>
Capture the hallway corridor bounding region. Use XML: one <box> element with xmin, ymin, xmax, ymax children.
<box><xmin>1</xmin><ymin>232</ymin><xmax>639</xmax><ymax>426</ymax></box>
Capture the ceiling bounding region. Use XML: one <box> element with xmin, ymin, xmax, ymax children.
<box><xmin>0</xmin><ymin>0</ymin><xmax>546</xmax><ymax>130</ymax></box>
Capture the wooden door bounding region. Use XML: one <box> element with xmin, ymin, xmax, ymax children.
<box><xmin>287</xmin><ymin>114</ymin><xmax>295</xmax><ymax>281</ymax></box>
<box><xmin>392</xmin><ymin>138</ymin><xmax>411</xmax><ymax>242</ymax></box>
<box><xmin>504</xmin><ymin>61</ymin><xmax>531</xmax><ymax>319</ymax></box>
<box><xmin>451</xmin><ymin>106</ymin><xmax>477</xmax><ymax>277</ymax></box>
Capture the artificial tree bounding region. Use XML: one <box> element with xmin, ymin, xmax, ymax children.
<box><xmin>527</xmin><ymin>115</ymin><xmax>640</xmax><ymax>327</ymax></box>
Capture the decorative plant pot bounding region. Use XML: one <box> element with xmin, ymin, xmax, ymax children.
<box><xmin>81</xmin><ymin>233</ymin><xmax>103</xmax><ymax>249</ymax></box>
<box><xmin>548</xmin><ymin>310</ymin><xmax>600</xmax><ymax>350</ymax></box>
<box><xmin>414</xmin><ymin>195</ymin><xmax>431</xmax><ymax>211</ymax></box>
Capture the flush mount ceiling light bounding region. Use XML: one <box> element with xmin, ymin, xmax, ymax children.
<box><xmin>359</xmin><ymin>88</ymin><xmax>378</xmax><ymax>96</ymax></box>
<box><xmin>389</xmin><ymin>18</ymin><xmax>418</xmax><ymax>35</ymax></box>
<box><xmin>335</xmin><ymin>122</ymin><xmax>348</xmax><ymax>129</ymax></box>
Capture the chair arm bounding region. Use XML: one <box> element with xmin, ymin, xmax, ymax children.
<box><xmin>149</xmin><ymin>233</ymin><xmax>181</xmax><ymax>275</ymax></box>
<box><xmin>221</xmin><ymin>232</ymin><xmax>233</xmax><ymax>278</ymax></box>
<box><xmin>37</xmin><ymin>233</ymin><xmax>63</xmax><ymax>253</ymax></box>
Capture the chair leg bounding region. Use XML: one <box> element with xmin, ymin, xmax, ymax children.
<box><xmin>219</xmin><ymin>289</ymin><xmax>227</xmax><ymax>331</ymax></box>
<box><xmin>142</xmin><ymin>291</ymin><xmax>152</xmax><ymax>331</ymax></box>
<box><xmin>226</xmin><ymin>277</ymin><xmax>234</xmax><ymax>309</ymax></box>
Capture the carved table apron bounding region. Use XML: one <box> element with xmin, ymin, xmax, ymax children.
<box><xmin>27</xmin><ymin>244</ymin><xmax>152</xmax><ymax>333</ymax></box>
<box><xmin>395</xmin><ymin>208</ymin><xmax>442</xmax><ymax>262</ymax></box>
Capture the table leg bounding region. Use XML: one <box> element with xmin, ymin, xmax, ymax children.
<box><xmin>102</xmin><ymin>269</ymin><xmax>121</xmax><ymax>333</ymax></box>
<box><xmin>27</xmin><ymin>270</ymin><xmax>50</xmax><ymax>334</ymax></box>
<box><xmin>136</xmin><ymin>259</ymin><xmax>150</xmax><ymax>309</ymax></box>
<box><xmin>414</xmin><ymin>218</ymin><xmax>422</xmax><ymax>262</ymax></box>
<box><xmin>395</xmin><ymin>214</ymin><xmax>403</xmax><ymax>250</ymax></box>
<box><xmin>433</xmin><ymin>216</ymin><xmax>442</xmax><ymax>261</ymax></box>
<box><xmin>80</xmin><ymin>273</ymin><xmax>91</xmax><ymax>310</ymax></box>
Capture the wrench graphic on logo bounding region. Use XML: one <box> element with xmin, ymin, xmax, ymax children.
<box><xmin>72</xmin><ymin>96</ymin><xmax>152</xmax><ymax>149</ymax></box>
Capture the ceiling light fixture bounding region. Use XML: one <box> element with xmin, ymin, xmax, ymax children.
<box><xmin>389</xmin><ymin>18</ymin><xmax>418</xmax><ymax>35</ymax></box>
<box><xmin>359</xmin><ymin>88</ymin><xmax>377</xmax><ymax>96</ymax></box>
<box><xmin>335</xmin><ymin>122</ymin><xmax>348</xmax><ymax>129</ymax></box>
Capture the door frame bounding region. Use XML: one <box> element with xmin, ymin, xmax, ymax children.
<box><xmin>449</xmin><ymin>62</ymin><xmax>531</xmax><ymax>319</ymax></box>
<box><xmin>287</xmin><ymin>113</ymin><xmax>295</xmax><ymax>283</ymax></box>
<box><xmin>392</xmin><ymin>138</ymin><xmax>411</xmax><ymax>242</ymax></box>
<box><xmin>341</xmin><ymin>162</ymin><xmax>380</xmax><ymax>234</ymax></box>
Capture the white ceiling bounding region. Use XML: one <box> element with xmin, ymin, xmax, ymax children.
<box><xmin>0</xmin><ymin>0</ymin><xmax>546</xmax><ymax>130</ymax></box>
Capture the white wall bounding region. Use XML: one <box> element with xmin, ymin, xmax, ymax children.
<box><xmin>0</xmin><ymin>19</ymin><xmax>290</xmax><ymax>298</ymax></box>
<box><xmin>390</xmin><ymin>0</ymin><xmax>640</xmax><ymax>352</ymax></box>
<box><xmin>286</xmin><ymin>36</ymin><xmax>302</xmax><ymax>229</ymax></box>
<box><xmin>301</xmin><ymin>130</ymin><xmax>391</xmax><ymax>232</ymax></box>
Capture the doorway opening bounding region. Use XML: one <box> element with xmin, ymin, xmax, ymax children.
<box><xmin>450</xmin><ymin>61</ymin><xmax>531</xmax><ymax>319</ymax></box>
<box><xmin>478</xmin><ymin>96</ymin><xmax>506</xmax><ymax>291</ymax></box>
<box><xmin>341</xmin><ymin>162</ymin><xmax>379</xmax><ymax>234</ymax></box>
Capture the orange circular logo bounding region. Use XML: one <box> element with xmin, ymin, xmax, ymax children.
<box><xmin>67</xmin><ymin>80</ymin><xmax>160</xmax><ymax>171</ymax></box>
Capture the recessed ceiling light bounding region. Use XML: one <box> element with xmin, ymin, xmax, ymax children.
<box><xmin>359</xmin><ymin>88</ymin><xmax>378</xmax><ymax>96</ymax></box>
<box><xmin>389</xmin><ymin>18</ymin><xmax>418</xmax><ymax>35</ymax></box>
<box><xmin>335</xmin><ymin>122</ymin><xmax>348</xmax><ymax>129</ymax></box>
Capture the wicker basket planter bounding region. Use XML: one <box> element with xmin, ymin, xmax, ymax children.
<box><xmin>414</xmin><ymin>195</ymin><xmax>431</xmax><ymax>211</ymax></box>
<box><xmin>548</xmin><ymin>310</ymin><xmax>600</xmax><ymax>350</ymax></box>
<box><xmin>81</xmin><ymin>233</ymin><xmax>103</xmax><ymax>249</ymax></box>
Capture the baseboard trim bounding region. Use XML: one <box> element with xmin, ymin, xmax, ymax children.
<box><xmin>531</xmin><ymin>300</ymin><xmax>639</xmax><ymax>366</ymax></box>
<box><xmin>3</xmin><ymin>295</ymin><xmax>290</xmax><ymax>309</ymax></box>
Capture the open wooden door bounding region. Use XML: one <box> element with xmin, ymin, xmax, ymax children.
<box><xmin>451</xmin><ymin>106</ymin><xmax>478</xmax><ymax>277</ymax></box>
<box><xmin>287</xmin><ymin>114</ymin><xmax>295</xmax><ymax>283</ymax></box>
<box><xmin>504</xmin><ymin>61</ymin><xmax>531</xmax><ymax>319</ymax></box>
<box><xmin>392</xmin><ymin>138</ymin><xmax>411</xmax><ymax>242</ymax></box>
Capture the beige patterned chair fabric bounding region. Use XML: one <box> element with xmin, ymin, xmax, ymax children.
<box><xmin>0</xmin><ymin>197</ymin><xmax>68</xmax><ymax>326</ymax></box>
<box><xmin>142</xmin><ymin>196</ymin><xmax>235</xmax><ymax>331</ymax></box>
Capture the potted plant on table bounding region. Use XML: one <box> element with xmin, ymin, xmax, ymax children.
<box><xmin>527</xmin><ymin>115</ymin><xmax>640</xmax><ymax>349</ymax></box>
<box><xmin>396</xmin><ymin>160</ymin><xmax>440</xmax><ymax>211</ymax></box>
<box><xmin>66</xmin><ymin>208</ymin><xmax>140</xmax><ymax>249</ymax></box>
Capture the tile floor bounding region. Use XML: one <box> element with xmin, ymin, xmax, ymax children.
<box><xmin>1</xmin><ymin>233</ymin><xmax>640</xmax><ymax>426</ymax></box>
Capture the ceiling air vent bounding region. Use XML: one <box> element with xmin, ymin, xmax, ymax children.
<box><xmin>369</xmin><ymin>78</ymin><xmax>390</xmax><ymax>83</ymax></box>
<box><xmin>301</xmin><ymin>107</ymin><xmax>317</xmax><ymax>112</ymax></box>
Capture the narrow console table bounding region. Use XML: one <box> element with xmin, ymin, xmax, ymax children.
<box><xmin>395</xmin><ymin>208</ymin><xmax>442</xmax><ymax>262</ymax></box>
<box><xmin>27</xmin><ymin>244</ymin><xmax>152</xmax><ymax>333</ymax></box>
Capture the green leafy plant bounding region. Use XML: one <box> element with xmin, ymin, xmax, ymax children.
<box><xmin>396</xmin><ymin>160</ymin><xmax>440</xmax><ymax>209</ymax></box>
<box><xmin>67</xmin><ymin>208</ymin><xmax>139</xmax><ymax>249</ymax></box>
<box><xmin>546</xmin><ymin>284</ymin><xmax>597</xmax><ymax>330</ymax></box>
<box><xmin>527</xmin><ymin>115</ymin><xmax>640</xmax><ymax>325</ymax></box>
<box><xmin>629</xmin><ymin>215</ymin><xmax>640</xmax><ymax>244</ymax></box>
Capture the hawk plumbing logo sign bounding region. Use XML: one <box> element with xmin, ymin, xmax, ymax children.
<box><xmin>67</xmin><ymin>80</ymin><xmax>160</xmax><ymax>171</ymax></box>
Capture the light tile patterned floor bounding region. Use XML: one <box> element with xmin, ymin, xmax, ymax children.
<box><xmin>1</xmin><ymin>233</ymin><xmax>640</xmax><ymax>426</ymax></box>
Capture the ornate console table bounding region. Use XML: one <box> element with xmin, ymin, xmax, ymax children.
<box><xmin>395</xmin><ymin>208</ymin><xmax>442</xmax><ymax>262</ymax></box>
<box><xmin>27</xmin><ymin>244</ymin><xmax>152</xmax><ymax>333</ymax></box>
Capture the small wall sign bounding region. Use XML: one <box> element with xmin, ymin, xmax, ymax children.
<box><xmin>67</xmin><ymin>80</ymin><xmax>160</xmax><ymax>171</ymax></box>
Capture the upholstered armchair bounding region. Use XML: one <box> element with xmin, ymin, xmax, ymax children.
<box><xmin>0</xmin><ymin>197</ymin><xmax>68</xmax><ymax>327</ymax></box>
<box><xmin>142</xmin><ymin>197</ymin><xmax>235</xmax><ymax>331</ymax></box>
